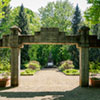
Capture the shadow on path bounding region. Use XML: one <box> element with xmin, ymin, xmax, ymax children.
<box><xmin>0</xmin><ymin>87</ymin><xmax>100</xmax><ymax>100</ymax></box>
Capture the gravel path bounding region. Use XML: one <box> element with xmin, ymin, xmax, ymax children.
<box><xmin>0</xmin><ymin>68</ymin><xmax>100</xmax><ymax>100</ymax></box>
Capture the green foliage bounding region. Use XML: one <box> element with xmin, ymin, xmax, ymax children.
<box><xmin>16</xmin><ymin>4</ymin><xmax>30</xmax><ymax>66</ymax></box>
<box><xmin>51</xmin><ymin>45</ymin><xmax>71</xmax><ymax>65</ymax></box>
<box><xmin>72</xmin><ymin>4</ymin><xmax>81</xmax><ymax>34</ymax></box>
<box><xmin>25</xmin><ymin>61</ymin><xmax>41</xmax><ymax>71</ymax></box>
<box><xmin>59</xmin><ymin>60</ymin><xmax>74</xmax><ymax>71</ymax></box>
<box><xmin>89</xmin><ymin>61</ymin><xmax>100</xmax><ymax>70</ymax></box>
<box><xmin>39</xmin><ymin>0</ymin><xmax>74</xmax><ymax>32</ymax></box>
<box><xmin>1</xmin><ymin>72</ymin><xmax>10</xmax><ymax>78</ymax></box>
<box><xmin>20</xmin><ymin>69</ymin><xmax>36</xmax><ymax>75</ymax></box>
<box><xmin>36</xmin><ymin>45</ymin><xmax>50</xmax><ymax>66</ymax></box>
<box><xmin>0</xmin><ymin>0</ymin><xmax>11</xmax><ymax>38</ymax></box>
<box><xmin>10</xmin><ymin>7</ymin><xmax>41</xmax><ymax>35</ymax></box>
<box><xmin>63</xmin><ymin>69</ymin><xmax>80</xmax><ymax>75</ymax></box>
<box><xmin>68</xmin><ymin>5</ymin><xmax>81</xmax><ymax>69</ymax></box>
<box><xmin>0</xmin><ymin>58</ymin><xmax>11</xmax><ymax>72</ymax></box>
<box><xmin>28</xmin><ymin>45</ymin><xmax>71</xmax><ymax>66</ymax></box>
<box><xmin>85</xmin><ymin>0</ymin><xmax>100</xmax><ymax>24</ymax></box>
<box><xmin>89</xmin><ymin>48</ymin><xmax>100</xmax><ymax>63</ymax></box>
<box><xmin>59</xmin><ymin>60</ymin><xmax>79</xmax><ymax>75</ymax></box>
<box><xmin>0</xmin><ymin>0</ymin><xmax>10</xmax><ymax>19</ymax></box>
<box><xmin>68</xmin><ymin>45</ymin><xmax>79</xmax><ymax>69</ymax></box>
<box><xmin>89</xmin><ymin>61</ymin><xmax>100</xmax><ymax>73</ymax></box>
<box><xmin>16</xmin><ymin>4</ymin><xmax>29</xmax><ymax>34</ymax></box>
<box><xmin>21</xmin><ymin>61</ymin><xmax>41</xmax><ymax>75</ymax></box>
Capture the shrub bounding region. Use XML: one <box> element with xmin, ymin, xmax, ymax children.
<box><xmin>25</xmin><ymin>61</ymin><xmax>41</xmax><ymax>71</ymax></box>
<box><xmin>59</xmin><ymin>60</ymin><xmax>74</xmax><ymax>71</ymax></box>
<box><xmin>20</xmin><ymin>69</ymin><xmax>36</xmax><ymax>75</ymax></box>
<box><xmin>63</xmin><ymin>69</ymin><xmax>80</xmax><ymax>75</ymax></box>
<box><xmin>0</xmin><ymin>59</ymin><xmax>11</xmax><ymax>72</ymax></box>
<box><xmin>89</xmin><ymin>61</ymin><xmax>100</xmax><ymax>73</ymax></box>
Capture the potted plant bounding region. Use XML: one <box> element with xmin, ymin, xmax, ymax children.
<box><xmin>90</xmin><ymin>77</ymin><xmax>100</xmax><ymax>87</ymax></box>
<box><xmin>0</xmin><ymin>72</ymin><xmax>10</xmax><ymax>87</ymax></box>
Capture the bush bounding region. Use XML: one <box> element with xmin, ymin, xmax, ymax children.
<box><xmin>63</xmin><ymin>69</ymin><xmax>80</xmax><ymax>75</ymax></box>
<box><xmin>59</xmin><ymin>60</ymin><xmax>74</xmax><ymax>71</ymax></box>
<box><xmin>20</xmin><ymin>69</ymin><xmax>36</xmax><ymax>75</ymax></box>
<box><xmin>89</xmin><ymin>69</ymin><xmax>100</xmax><ymax>73</ymax></box>
<box><xmin>0</xmin><ymin>59</ymin><xmax>11</xmax><ymax>72</ymax></box>
<box><xmin>25</xmin><ymin>61</ymin><xmax>41</xmax><ymax>71</ymax></box>
<box><xmin>89</xmin><ymin>61</ymin><xmax>100</xmax><ymax>73</ymax></box>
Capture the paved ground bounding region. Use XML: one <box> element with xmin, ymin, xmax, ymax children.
<box><xmin>0</xmin><ymin>68</ymin><xmax>100</xmax><ymax>100</ymax></box>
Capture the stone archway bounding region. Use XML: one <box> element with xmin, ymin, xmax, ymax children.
<box><xmin>1</xmin><ymin>25</ymin><xmax>99</xmax><ymax>87</ymax></box>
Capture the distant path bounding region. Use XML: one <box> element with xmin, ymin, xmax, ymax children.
<box><xmin>1</xmin><ymin>68</ymin><xmax>100</xmax><ymax>100</ymax></box>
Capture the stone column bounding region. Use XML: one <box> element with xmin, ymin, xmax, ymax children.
<box><xmin>79</xmin><ymin>47</ymin><xmax>89</xmax><ymax>87</ymax></box>
<box><xmin>11</xmin><ymin>48</ymin><xmax>20</xmax><ymax>86</ymax></box>
<box><xmin>78</xmin><ymin>26</ymin><xmax>90</xmax><ymax>87</ymax></box>
<box><xmin>10</xmin><ymin>26</ymin><xmax>21</xmax><ymax>86</ymax></box>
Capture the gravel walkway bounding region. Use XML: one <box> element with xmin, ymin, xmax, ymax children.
<box><xmin>0</xmin><ymin>68</ymin><xmax>100</xmax><ymax>100</ymax></box>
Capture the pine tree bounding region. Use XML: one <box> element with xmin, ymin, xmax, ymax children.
<box><xmin>69</xmin><ymin>4</ymin><xmax>81</xmax><ymax>69</ymax></box>
<box><xmin>16</xmin><ymin>4</ymin><xmax>30</xmax><ymax>68</ymax></box>
<box><xmin>72</xmin><ymin>4</ymin><xmax>81</xmax><ymax>34</ymax></box>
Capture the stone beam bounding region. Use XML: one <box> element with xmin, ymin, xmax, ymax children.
<box><xmin>19</xmin><ymin>35</ymin><xmax>80</xmax><ymax>45</ymax></box>
<box><xmin>89</xmin><ymin>35</ymin><xmax>100</xmax><ymax>48</ymax></box>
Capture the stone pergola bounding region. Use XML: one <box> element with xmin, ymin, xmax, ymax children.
<box><xmin>0</xmin><ymin>26</ymin><xmax>100</xmax><ymax>87</ymax></box>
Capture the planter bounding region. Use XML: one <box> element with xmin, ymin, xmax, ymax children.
<box><xmin>90</xmin><ymin>78</ymin><xmax>100</xmax><ymax>87</ymax></box>
<box><xmin>0</xmin><ymin>78</ymin><xmax>10</xmax><ymax>87</ymax></box>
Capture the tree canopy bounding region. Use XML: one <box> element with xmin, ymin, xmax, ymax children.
<box><xmin>84</xmin><ymin>0</ymin><xmax>100</xmax><ymax>24</ymax></box>
<box><xmin>0</xmin><ymin>0</ymin><xmax>10</xmax><ymax>19</ymax></box>
<box><xmin>39</xmin><ymin>0</ymin><xmax>74</xmax><ymax>32</ymax></box>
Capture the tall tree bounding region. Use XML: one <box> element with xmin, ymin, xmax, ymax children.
<box><xmin>39</xmin><ymin>0</ymin><xmax>74</xmax><ymax>32</ymax></box>
<box><xmin>89</xmin><ymin>24</ymin><xmax>100</xmax><ymax>63</ymax></box>
<box><xmin>0</xmin><ymin>0</ymin><xmax>10</xmax><ymax>19</ymax></box>
<box><xmin>0</xmin><ymin>1</ymin><xmax>11</xmax><ymax>37</ymax></box>
<box><xmin>37</xmin><ymin>0</ymin><xmax>74</xmax><ymax>66</ymax></box>
<box><xmin>0</xmin><ymin>0</ymin><xmax>11</xmax><ymax>67</ymax></box>
<box><xmin>72</xmin><ymin>4</ymin><xmax>81</xmax><ymax>34</ymax></box>
<box><xmin>85</xmin><ymin>1</ymin><xmax>100</xmax><ymax>63</ymax></box>
<box><xmin>85</xmin><ymin>0</ymin><xmax>100</xmax><ymax>24</ymax></box>
<box><xmin>16</xmin><ymin>4</ymin><xmax>30</xmax><ymax>67</ymax></box>
<box><xmin>68</xmin><ymin>4</ymin><xmax>82</xmax><ymax>68</ymax></box>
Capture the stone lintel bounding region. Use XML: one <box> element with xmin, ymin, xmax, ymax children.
<box><xmin>19</xmin><ymin>34</ymin><xmax>80</xmax><ymax>45</ymax></box>
<box><xmin>41</xmin><ymin>27</ymin><xmax>59</xmax><ymax>32</ymax></box>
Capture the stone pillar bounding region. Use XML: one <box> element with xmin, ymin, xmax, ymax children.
<box><xmin>78</xmin><ymin>26</ymin><xmax>90</xmax><ymax>87</ymax></box>
<box><xmin>79</xmin><ymin>47</ymin><xmax>89</xmax><ymax>87</ymax></box>
<box><xmin>11</xmin><ymin>48</ymin><xmax>20</xmax><ymax>86</ymax></box>
<box><xmin>10</xmin><ymin>26</ymin><xmax>21</xmax><ymax>87</ymax></box>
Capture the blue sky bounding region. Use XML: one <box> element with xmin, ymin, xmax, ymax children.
<box><xmin>10</xmin><ymin>0</ymin><xmax>90</xmax><ymax>13</ymax></box>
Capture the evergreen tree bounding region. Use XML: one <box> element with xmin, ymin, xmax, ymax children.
<box><xmin>72</xmin><ymin>4</ymin><xmax>81</xmax><ymax>34</ymax></box>
<box><xmin>16</xmin><ymin>4</ymin><xmax>30</xmax><ymax>68</ymax></box>
<box><xmin>69</xmin><ymin>4</ymin><xmax>81</xmax><ymax>69</ymax></box>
